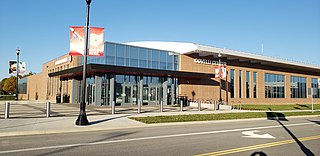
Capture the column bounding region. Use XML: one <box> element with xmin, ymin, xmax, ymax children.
<box><xmin>109</xmin><ymin>74</ymin><xmax>115</xmax><ymax>114</ymax></box>
<box><xmin>95</xmin><ymin>75</ymin><xmax>102</xmax><ymax>106</ymax></box>
<box><xmin>171</xmin><ymin>77</ymin><xmax>175</xmax><ymax>105</ymax></box>
<box><xmin>162</xmin><ymin>77</ymin><xmax>168</xmax><ymax>105</ymax></box>
<box><xmin>138</xmin><ymin>76</ymin><xmax>143</xmax><ymax>113</ymax></box>
<box><xmin>71</xmin><ymin>79</ymin><xmax>79</xmax><ymax>104</ymax></box>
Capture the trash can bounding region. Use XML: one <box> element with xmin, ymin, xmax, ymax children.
<box><xmin>178</xmin><ymin>96</ymin><xmax>189</xmax><ymax>106</ymax></box>
<box><xmin>56</xmin><ymin>94</ymin><xmax>61</xmax><ymax>103</ymax></box>
<box><xmin>183</xmin><ymin>96</ymin><xmax>188</xmax><ymax>106</ymax></box>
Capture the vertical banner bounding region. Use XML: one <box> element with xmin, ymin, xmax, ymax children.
<box><xmin>69</xmin><ymin>26</ymin><xmax>85</xmax><ymax>56</ymax></box>
<box><xmin>9</xmin><ymin>61</ymin><xmax>16</xmax><ymax>74</ymax></box>
<box><xmin>214</xmin><ymin>66</ymin><xmax>226</xmax><ymax>78</ymax></box>
<box><xmin>19</xmin><ymin>62</ymin><xmax>26</xmax><ymax>74</ymax></box>
<box><xmin>221</xmin><ymin>66</ymin><xmax>227</xmax><ymax>78</ymax></box>
<box><xmin>9</xmin><ymin>61</ymin><xmax>26</xmax><ymax>74</ymax></box>
<box><xmin>89</xmin><ymin>27</ymin><xmax>104</xmax><ymax>56</ymax></box>
<box><xmin>214</xmin><ymin>66</ymin><xmax>221</xmax><ymax>78</ymax></box>
<box><xmin>318</xmin><ymin>79</ymin><xmax>320</xmax><ymax>88</ymax></box>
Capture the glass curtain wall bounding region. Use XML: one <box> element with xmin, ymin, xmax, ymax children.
<box><xmin>87</xmin><ymin>42</ymin><xmax>179</xmax><ymax>70</ymax></box>
<box><xmin>265</xmin><ymin>73</ymin><xmax>285</xmax><ymax>98</ymax></box>
<box><xmin>290</xmin><ymin>76</ymin><xmax>306</xmax><ymax>98</ymax></box>
<box><xmin>18</xmin><ymin>77</ymin><xmax>27</xmax><ymax>94</ymax></box>
<box><xmin>84</xmin><ymin>42</ymin><xmax>179</xmax><ymax>106</ymax></box>
<box><xmin>311</xmin><ymin>78</ymin><xmax>320</xmax><ymax>98</ymax></box>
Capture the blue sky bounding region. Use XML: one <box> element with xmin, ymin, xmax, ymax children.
<box><xmin>0</xmin><ymin>0</ymin><xmax>319</xmax><ymax>80</ymax></box>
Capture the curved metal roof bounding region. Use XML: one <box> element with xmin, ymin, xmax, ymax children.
<box><xmin>123</xmin><ymin>41</ymin><xmax>320</xmax><ymax>72</ymax></box>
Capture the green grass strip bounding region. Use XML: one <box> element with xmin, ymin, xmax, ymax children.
<box><xmin>233</xmin><ymin>104</ymin><xmax>320</xmax><ymax>111</ymax></box>
<box><xmin>130</xmin><ymin>111</ymin><xmax>320</xmax><ymax>124</ymax></box>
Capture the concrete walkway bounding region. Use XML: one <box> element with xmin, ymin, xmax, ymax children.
<box><xmin>0</xmin><ymin>101</ymin><xmax>318</xmax><ymax>137</ymax></box>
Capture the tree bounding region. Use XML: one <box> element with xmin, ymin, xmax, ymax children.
<box><xmin>0</xmin><ymin>78</ymin><xmax>8</xmax><ymax>95</ymax></box>
<box><xmin>3</xmin><ymin>76</ymin><xmax>17</xmax><ymax>95</ymax></box>
<box><xmin>0</xmin><ymin>72</ymin><xmax>35</xmax><ymax>95</ymax></box>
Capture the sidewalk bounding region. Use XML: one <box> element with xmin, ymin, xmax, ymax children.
<box><xmin>0</xmin><ymin>102</ymin><xmax>318</xmax><ymax>138</ymax></box>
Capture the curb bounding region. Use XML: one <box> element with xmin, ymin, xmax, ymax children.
<box><xmin>1</xmin><ymin>115</ymin><xmax>318</xmax><ymax>138</ymax></box>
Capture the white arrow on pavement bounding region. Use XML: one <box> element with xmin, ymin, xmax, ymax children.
<box><xmin>242</xmin><ymin>130</ymin><xmax>276</xmax><ymax>139</ymax></box>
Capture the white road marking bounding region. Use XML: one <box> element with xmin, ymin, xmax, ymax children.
<box><xmin>242</xmin><ymin>130</ymin><xmax>275</xmax><ymax>139</ymax></box>
<box><xmin>0</xmin><ymin>122</ymin><xmax>315</xmax><ymax>154</ymax></box>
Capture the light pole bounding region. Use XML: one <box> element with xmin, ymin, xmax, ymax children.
<box><xmin>15</xmin><ymin>48</ymin><xmax>20</xmax><ymax>101</ymax></box>
<box><xmin>218</xmin><ymin>53</ymin><xmax>222</xmax><ymax>104</ymax></box>
<box><xmin>75</xmin><ymin>0</ymin><xmax>91</xmax><ymax>126</ymax></box>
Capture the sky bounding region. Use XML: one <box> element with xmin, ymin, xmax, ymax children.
<box><xmin>0</xmin><ymin>0</ymin><xmax>319</xmax><ymax>80</ymax></box>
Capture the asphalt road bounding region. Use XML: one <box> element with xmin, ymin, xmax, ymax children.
<box><xmin>0</xmin><ymin>116</ymin><xmax>319</xmax><ymax>156</ymax></box>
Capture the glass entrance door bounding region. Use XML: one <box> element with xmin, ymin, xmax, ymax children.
<box><xmin>122</xmin><ymin>84</ymin><xmax>137</xmax><ymax>105</ymax></box>
<box><xmin>148</xmin><ymin>85</ymin><xmax>160</xmax><ymax>105</ymax></box>
<box><xmin>87</xmin><ymin>84</ymin><xmax>95</xmax><ymax>105</ymax></box>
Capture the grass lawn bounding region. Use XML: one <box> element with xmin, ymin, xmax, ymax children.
<box><xmin>232</xmin><ymin>104</ymin><xmax>320</xmax><ymax>111</ymax></box>
<box><xmin>130</xmin><ymin>111</ymin><xmax>320</xmax><ymax>124</ymax></box>
<box><xmin>0</xmin><ymin>95</ymin><xmax>15</xmax><ymax>101</ymax></box>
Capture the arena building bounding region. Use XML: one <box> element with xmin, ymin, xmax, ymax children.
<box><xmin>19</xmin><ymin>41</ymin><xmax>320</xmax><ymax>107</ymax></box>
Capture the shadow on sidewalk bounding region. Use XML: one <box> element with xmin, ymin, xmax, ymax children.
<box><xmin>89</xmin><ymin>114</ymin><xmax>131</xmax><ymax>125</ymax></box>
<box><xmin>266</xmin><ymin>108</ymin><xmax>315</xmax><ymax>156</ymax></box>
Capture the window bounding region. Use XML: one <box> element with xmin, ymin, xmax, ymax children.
<box><xmin>116</xmin><ymin>45</ymin><xmax>125</xmax><ymax>66</ymax></box>
<box><xmin>311</xmin><ymin>78</ymin><xmax>320</xmax><ymax>98</ymax></box>
<box><xmin>18</xmin><ymin>78</ymin><xmax>27</xmax><ymax>94</ymax></box>
<box><xmin>239</xmin><ymin>70</ymin><xmax>242</xmax><ymax>98</ymax></box>
<box><xmin>174</xmin><ymin>55</ymin><xmax>178</xmax><ymax>71</ymax></box>
<box><xmin>139</xmin><ymin>48</ymin><xmax>148</xmax><ymax>68</ymax></box>
<box><xmin>160</xmin><ymin>51</ymin><xmax>167</xmax><ymax>70</ymax></box>
<box><xmin>129</xmin><ymin>47</ymin><xmax>139</xmax><ymax>67</ymax></box>
<box><xmin>290</xmin><ymin>76</ymin><xmax>306</xmax><ymax>98</ymax></box>
<box><xmin>152</xmin><ymin>50</ymin><xmax>159</xmax><ymax>69</ymax></box>
<box><xmin>230</xmin><ymin>69</ymin><xmax>235</xmax><ymax>98</ymax></box>
<box><xmin>106</xmin><ymin>43</ymin><xmax>115</xmax><ymax>65</ymax></box>
<box><xmin>167</xmin><ymin>52</ymin><xmax>173</xmax><ymax>70</ymax></box>
<box><xmin>253</xmin><ymin>72</ymin><xmax>257</xmax><ymax>98</ymax></box>
<box><xmin>265</xmin><ymin>73</ymin><xmax>285</xmax><ymax>98</ymax></box>
<box><xmin>246</xmin><ymin>71</ymin><xmax>250</xmax><ymax>98</ymax></box>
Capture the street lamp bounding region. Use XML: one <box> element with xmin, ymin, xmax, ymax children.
<box><xmin>75</xmin><ymin>0</ymin><xmax>92</xmax><ymax>126</ymax></box>
<box><xmin>15</xmin><ymin>48</ymin><xmax>20</xmax><ymax>101</ymax></box>
<box><xmin>218</xmin><ymin>53</ymin><xmax>222</xmax><ymax>104</ymax></box>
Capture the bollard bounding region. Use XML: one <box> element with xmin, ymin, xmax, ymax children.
<box><xmin>137</xmin><ymin>99</ymin><xmax>141</xmax><ymax>114</ymax></box>
<box><xmin>112</xmin><ymin>101</ymin><xmax>115</xmax><ymax>114</ymax></box>
<box><xmin>46</xmin><ymin>101</ymin><xmax>51</xmax><ymax>117</ymax></box>
<box><xmin>214</xmin><ymin>100</ymin><xmax>216</xmax><ymax>111</ymax></box>
<box><xmin>198</xmin><ymin>100</ymin><xmax>201</xmax><ymax>111</ymax></box>
<box><xmin>5</xmin><ymin>102</ymin><xmax>10</xmax><ymax>119</ymax></box>
<box><xmin>180</xmin><ymin>99</ymin><xmax>183</xmax><ymax>112</ymax></box>
<box><xmin>160</xmin><ymin>100</ymin><xmax>163</xmax><ymax>112</ymax></box>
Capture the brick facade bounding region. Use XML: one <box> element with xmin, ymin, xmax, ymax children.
<box><xmin>179</xmin><ymin>53</ymin><xmax>320</xmax><ymax>104</ymax></box>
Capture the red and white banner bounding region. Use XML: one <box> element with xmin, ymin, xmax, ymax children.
<box><xmin>69</xmin><ymin>26</ymin><xmax>85</xmax><ymax>56</ymax></box>
<box><xmin>89</xmin><ymin>27</ymin><xmax>104</xmax><ymax>56</ymax></box>
<box><xmin>214</xmin><ymin>66</ymin><xmax>226</xmax><ymax>78</ymax></box>
<box><xmin>69</xmin><ymin>26</ymin><xmax>104</xmax><ymax>56</ymax></box>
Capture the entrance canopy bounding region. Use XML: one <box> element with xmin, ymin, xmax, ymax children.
<box><xmin>48</xmin><ymin>63</ymin><xmax>214</xmax><ymax>80</ymax></box>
